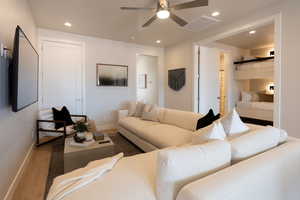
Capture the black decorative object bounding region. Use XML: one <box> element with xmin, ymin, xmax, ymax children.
<box><xmin>168</xmin><ymin>68</ymin><xmax>185</xmax><ymax>91</ymax></box>
<box><xmin>52</xmin><ymin>106</ymin><xmax>74</xmax><ymax>129</ymax></box>
<box><xmin>234</xmin><ymin>56</ymin><xmax>274</xmax><ymax>65</ymax></box>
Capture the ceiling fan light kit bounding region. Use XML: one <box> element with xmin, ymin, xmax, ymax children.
<box><xmin>121</xmin><ymin>0</ymin><xmax>209</xmax><ymax>27</ymax></box>
<box><xmin>157</xmin><ymin>10</ymin><xmax>170</xmax><ymax>19</ymax></box>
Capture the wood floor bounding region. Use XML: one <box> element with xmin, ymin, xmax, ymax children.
<box><xmin>12</xmin><ymin>143</ymin><xmax>52</xmax><ymax>200</ymax></box>
<box><xmin>11</xmin><ymin>129</ymin><xmax>118</xmax><ymax>200</ymax></box>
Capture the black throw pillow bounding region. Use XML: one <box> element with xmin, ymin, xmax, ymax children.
<box><xmin>52</xmin><ymin>106</ymin><xmax>74</xmax><ymax>129</ymax></box>
<box><xmin>212</xmin><ymin>113</ymin><xmax>221</xmax><ymax>121</ymax></box>
<box><xmin>196</xmin><ymin>109</ymin><xmax>216</xmax><ymax>130</ymax></box>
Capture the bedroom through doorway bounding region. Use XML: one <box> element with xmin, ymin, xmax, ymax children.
<box><xmin>194</xmin><ymin>18</ymin><xmax>280</xmax><ymax>127</ymax></box>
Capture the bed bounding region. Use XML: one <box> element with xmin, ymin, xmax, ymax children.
<box><xmin>235</xmin><ymin>60</ymin><xmax>274</xmax><ymax>80</ymax></box>
<box><xmin>236</xmin><ymin>101</ymin><xmax>273</xmax><ymax>122</ymax></box>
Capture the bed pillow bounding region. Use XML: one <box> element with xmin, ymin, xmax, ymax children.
<box><xmin>220</xmin><ymin>108</ymin><xmax>249</xmax><ymax>136</ymax></box>
<box><xmin>192</xmin><ymin>121</ymin><xmax>226</xmax><ymax>145</ymax></box>
<box><xmin>156</xmin><ymin>140</ymin><xmax>231</xmax><ymax>200</ymax></box>
<box><xmin>141</xmin><ymin>106</ymin><xmax>159</xmax><ymax>122</ymax></box>
<box><xmin>128</xmin><ymin>101</ymin><xmax>137</xmax><ymax>116</ymax></box>
<box><xmin>196</xmin><ymin>109</ymin><xmax>216</xmax><ymax>130</ymax></box>
<box><xmin>134</xmin><ymin>102</ymin><xmax>145</xmax><ymax>117</ymax></box>
<box><xmin>230</xmin><ymin>126</ymin><xmax>283</xmax><ymax>162</ymax></box>
<box><xmin>241</xmin><ymin>91</ymin><xmax>252</xmax><ymax>102</ymax></box>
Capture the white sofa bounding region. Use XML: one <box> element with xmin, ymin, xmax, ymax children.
<box><xmin>47</xmin><ymin>137</ymin><xmax>300</xmax><ymax>200</ymax></box>
<box><xmin>118</xmin><ymin>108</ymin><xmax>205</xmax><ymax>152</ymax></box>
<box><xmin>47</xmin><ymin>107</ymin><xmax>300</xmax><ymax>200</ymax></box>
<box><xmin>117</xmin><ymin>107</ymin><xmax>261</xmax><ymax>152</ymax></box>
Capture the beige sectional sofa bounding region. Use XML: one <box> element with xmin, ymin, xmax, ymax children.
<box><xmin>118</xmin><ymin>108</ymin><xmax>203</xmax><ymax>151</ymax></box>
<box><xmin>47</xmin><ymin>106</ymin><xmax>300</xmax><ymax>200</ymax></box>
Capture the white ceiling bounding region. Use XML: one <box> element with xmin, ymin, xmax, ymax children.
<box><xmin>28</xmin><ymin>0</ymin><xmax>280</xmax><ymax>47</ymax></box>
<box><xmin>217</xmin><ymin>23</ymin><xmax>274</xmax><ymax>49</ymax></box>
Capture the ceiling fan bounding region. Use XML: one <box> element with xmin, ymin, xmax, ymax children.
<box><xmin>120</xmin><ymin>0</ymin><xmax>208</xmax><ymax>27</ymax></box>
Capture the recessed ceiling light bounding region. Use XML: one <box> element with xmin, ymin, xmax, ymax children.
<box><xmin>249</xmin><ymin>30</ymin><xmax>256</xmax><ymax>34</ymax></box>
<box><xmin>156</xmin><ymin>40</ymin><xmax>161</xmax><ymax>44</ymax></box>
<box><xmin>64</xmin><ymin>22</ymin><xmax>72</xmax><ymax>27</ymax></box>
<box><xmin>211</xmin><ymin>11</ymin><xmax>220</xmax><ymax>17</ymax></box>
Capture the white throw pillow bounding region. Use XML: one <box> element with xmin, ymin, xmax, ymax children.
<box><xmin>141</xmin><ymin>106</ymin><xmax>159</xmax><ymax>122</ymax></box>
<box><xmin>143</xmin><ymin>104</ymin><xmax>153</xmax><ymax>113</ymax></box>
<box><xmin>230</xmin><ymin>126</ymin><xmax>282</xmax><ymax>162</ymax></box>
<box><xmin>134</xmin><ymin>102</ymin><xmax>145</xmax><ymax>117</ymax></box>
<box><xmin>156</xmin><ymin>140</ymin><xmax>231</xmax><ymax>200</ymax></box>
<box><xmin>128</xmin><ymin>101</ymin><xmax>137</xmax><ymax>116</ymax></box>
<box><xmin>220</xmin><ymin>108</ymin><xmax>249</xmax><ymax>136</ymax></box>
<box><xmin>241</xmin><ymin>91</ymin><xmax>252</xmax><ymax>102</ymax></box>
<box><xmin>192</xmin><ymin>121</ymin><xmax>226</xmax><ymax>145</ymax></box>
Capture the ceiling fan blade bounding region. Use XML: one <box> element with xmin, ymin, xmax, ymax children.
<box><xmin>120</xmin><ymin>7</ymin><xmax>155</xmax><ymax>10</ymax></box>
<box><xmin>142</xmin><ymin>15</ymin><xmax>157</xmax><ymax>27</ymax></box>
<box><xmin>172</xmin><ymin>0</ymin><xmax>208</xmax><ymax>10</ymax></box>
<box><xmin>169</xmin><ymin>13</ymin><xmax>188</xmax><ymax>26</ymax></box>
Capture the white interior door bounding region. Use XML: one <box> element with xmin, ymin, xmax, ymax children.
<box><xmin>199</xmin><ymin>46</ymin><xmax>220</xmax><ymax>114</ymax></box>
<box><xmin>40</xmin><ymin>40</ymin><xmax>84</xmax><ymax>114</ymax></box>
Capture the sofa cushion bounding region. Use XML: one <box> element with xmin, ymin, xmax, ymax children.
<box><xmin>138</xmin><ymin>124</ymin><xmax>193</xmax><ymax>148</ymax></box>
<box><xmin>220</xmin><ymin>108</ymin><xmax>249</xmax><ymax>136</ymax></box>
<box><xmin>160</xmin><ymin>108</ymin><xmax>203</xmax><ymax>131</ymax></box>
<box><xmin>192</xmin><ymin>121</ymin><xmax>226</xmax><ymax>145</ymax></box>
<box><xmin>141</xmin><ymin>106</ymin><xmax>160</xmax><ymax>122</ymax></box>
<box><xmin>119</xmin><ymin>117</ymin><xmax>160</xmax><ymax>134</ymax></box>
<box><xmin>134</xmin><ymin>102</ymin><xmax>145</xmax><ymax>117</ymax></box>
<box><xmin>196</xmin><ymin>109</ymin><xmax>216</xmax><ymax>130</ymax></box>
<box><xmin>230</xmin><ymin>126</ymin><xmax>283</xmax><ymax>162</ymax></box>
<box><xmin>128</xmin><ymin>101</ymin><xmax>137</xmax><ymax>116</ymax></box>
<box><xmin>49</xmin><ymin>151</ymin><xmax>158</xmax><ymax>200</ymax></box>
<box><xmin>156</xmin><ymin>140</ymin><xmax>231</xmax><ymax>200</ymax></box>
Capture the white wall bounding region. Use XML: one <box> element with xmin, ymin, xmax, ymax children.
<box><xmin>0</xmin><ymin>0</ymin><xmax>37</xmax><ymax>199</ymax></box>
<box><xmin>165</xmin><ymin>41</ymin><xmax>194</xmax><ymax>111</ymax></box>
<box><xmin>281</xmin><ymin>0</ymin><xmax>300</xmax><ymax>137</ymax></box>
<box><xmin>38</xmin><ymin>29</ymin><xmax>164</xmax><ymax>130</ymax></box>
<box><xmin>137</xmin><ymin>55</ymin><xmax>159</xmax><ymax>104</ymax></box>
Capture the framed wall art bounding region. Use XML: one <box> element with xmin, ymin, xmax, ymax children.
<box><xmin>96</xmin><ymin>63</ymin><xmax>128</xmax><ymax>87</ymax></box>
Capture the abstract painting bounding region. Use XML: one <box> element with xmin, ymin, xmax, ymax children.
<box><xmin>97</xmin><ymin>64</ymin><xmax>128</xmax><ymax>87</ymax></box>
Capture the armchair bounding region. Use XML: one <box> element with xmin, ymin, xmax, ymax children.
<box><xmin>36</xmin><ymin>109</ymin><xmax>87</xmax><ymax>146</ymax></box>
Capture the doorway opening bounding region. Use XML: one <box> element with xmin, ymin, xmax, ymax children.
<box><xmin>136</xmin><ymin>55</ymin><xmax>159</xmax><ymax>105</ymax></box>
<box><xmin>194</xmin><ymin>16</ymin><xmax>281</xmax><ymax>127</ymax></box>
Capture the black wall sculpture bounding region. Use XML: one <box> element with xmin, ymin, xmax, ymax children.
<box><xmin>168</xmin><ymin>68</ymin><xmax>186</xmax><ymax>91</ymax></box>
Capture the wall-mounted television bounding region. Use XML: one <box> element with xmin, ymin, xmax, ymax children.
<box><xmin>11</xmin><ymin>26</ymin><xmax>39</xmax><ymax>112</ymax></box>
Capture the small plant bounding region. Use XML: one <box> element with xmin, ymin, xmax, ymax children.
<box><xmin>73</xmin><ymin>121</ymin><xmax>89</xmax><ymax>133</ymax></box>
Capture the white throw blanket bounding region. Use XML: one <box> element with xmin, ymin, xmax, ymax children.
<box><xmin>47</xmin><ymin>153</ymin><xmax>124</xmax><ymax>200</ymax></box>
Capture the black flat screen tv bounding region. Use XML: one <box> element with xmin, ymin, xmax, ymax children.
<box><xmin>11</xmin><ymin>26</ymin><xmax>39</xmax><ymax>112</ymax></box>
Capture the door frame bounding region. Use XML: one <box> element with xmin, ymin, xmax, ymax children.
<box><xmin>192</xmin><ymin>14</ymin><xmax>282</xmax><ymax>128</ymax></box>
<box><xmin>38</xmin><ymin>37</ymin><xmax>86</xmax><ymax>114</ymax></box>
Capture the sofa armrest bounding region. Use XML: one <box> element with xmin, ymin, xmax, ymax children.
<box><xmin>176</xmin><ymin>138</ymin><xmax>300</xmax><ymax>200</ymax></box>
<box><xmin>118</xmin><ymin>110</ymin><xmax>129</xmax><ymax>121</ymax></box>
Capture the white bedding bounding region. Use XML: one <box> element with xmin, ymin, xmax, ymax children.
<box><xmin>236</xmin><ymin>101</ymin><xmax>273</xmax><ymax>121</ymax></box>
<box><xmin>236</xmin><ymin>60</ymin><xmax>273</xmax><ymax>71</ymax></box>
<box><xmin>237</xmin><ymin>101</ymin><xmax>273</xmax><ymax>111</ymax></box>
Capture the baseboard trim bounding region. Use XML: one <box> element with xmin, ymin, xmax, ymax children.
<box><xmin>4</xmin><ymin>143</ymin><xmax>35</xmax><ymax>200</ymax></box>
